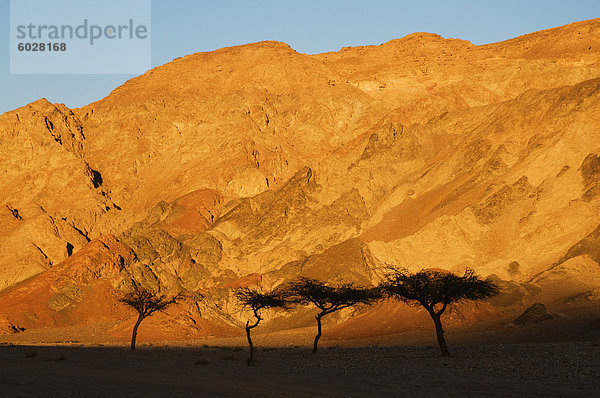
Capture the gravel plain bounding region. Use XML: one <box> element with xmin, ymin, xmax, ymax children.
<box><xmin>0</xmin><ymin>340</ymin><xmax>599</xmax><ymax>397</ymax></box>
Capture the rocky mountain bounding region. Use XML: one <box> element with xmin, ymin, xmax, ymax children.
<box><xmin>1</xmin><ymin>19</ymin><xmax>599</xmax><ymax>340</ymax></box>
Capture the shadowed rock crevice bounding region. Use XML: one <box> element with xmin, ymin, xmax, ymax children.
<box><xmin>90</xmin><ymin>168</ymin><xmax>103</xmax><ymax>188</ymax></box>
<box><xmin>5</xmin><ymin>205</ymin><xmax>21</xmax><ymax>220</ymax></box>
<box><xmin>580</xmin><ymin>153</ymin><xmax>600</xmax><ymax>200</ymax></box>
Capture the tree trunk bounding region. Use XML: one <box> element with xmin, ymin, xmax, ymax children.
<box><xmin>245</xmin><ymin>321</ymin><xmax>255</xmax><ymax>365</ymax></box>
<box><xmin>130</xmin><ymin>314</ymin><xmax>144</xmax><ymax>351</ymax></box>
<box><xmin>432</xmin><ymin>315</ymin><xmax>450</xmax><ymax>357</ymax></box>
<box><xmin>312</xmin><ymin>313</ymin><xmax>323</xmax><ymax>354</ymax></box>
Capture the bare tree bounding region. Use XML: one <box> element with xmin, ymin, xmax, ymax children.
<box><xmin>284</xmin><ymin>277</ymin><xmax>381</xmax><ymax>354</ymax></box>
<box><xmin>381</xmin><ymin>268</ymin><xmax>498</xmax><ymax>356</ymax></box>
<box><xmin>234</xmin><ymin>287</ymin><xmax>288</xmax><ymax>365</ymax></box>
<box><xmin>119</xmin><ymin>282</ymin><xmax>182</xmax><ymax>350</ymax></box>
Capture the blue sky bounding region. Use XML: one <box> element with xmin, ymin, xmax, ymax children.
<box><xmin>1</xmin><ymin>0</ymin><xmax>599</xmax><ymax>114</ymax></box>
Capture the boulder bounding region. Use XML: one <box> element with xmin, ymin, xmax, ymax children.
<box><xmin>513</xmin><ymin>303</ymin><xmax>554</xmax><ymax>324</ymax></box>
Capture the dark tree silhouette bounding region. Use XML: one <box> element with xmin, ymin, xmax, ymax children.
<box><xmin>119</xmin><ymin>282</ymin><xmax>182</xmax><ymax>350</ymax></box>
<box><xmin>234</xmin><ymin>287</ymin><xmax>288</xmax><ymax>365</ymax></box>
<box><xmin>381</xmin><ymin>268</ymin><xmax>498</xmax><ymax>356</ymax></box>
<box><xmin>285</xmin><ymin>277</ymin><xmax>381</xmax><ymax>354</ymax></box>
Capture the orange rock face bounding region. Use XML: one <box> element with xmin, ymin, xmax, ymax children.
<box><xmin>1</xmin><ymin>19</ymin><xmax>600</xmax><ymax>340</ymax></box>
<box><xmin>0</xmin><ymin>235</ymin><xmax>134</xmax><ymax>330</ymax></box>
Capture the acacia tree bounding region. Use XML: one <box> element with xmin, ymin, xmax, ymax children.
<box><xmin>381</xmin><ymin>268</ymin><xmax>498</xmax><ymax>356</ymax></box>
<box><xmin>234</xmin><ymin>287</ymin><xmax>288</xmax><ymax>365</ymax></box>
<box><xmin>119</xmin><ymin>282</ymin><xmax>182</xmax><ymax>350</ymax></box>
<box><xmin>285</xmin><ymin>277</ymin><xmax>381</xmax><ymax>354</ymax></box>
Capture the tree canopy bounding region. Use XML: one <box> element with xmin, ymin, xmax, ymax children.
<box><xmin>234</xmin><ymin>287</ymin><xmax>289</xmax><ymax>318</ymax></box>
<box><xmin>381</xmin><ymin>268</ymin><xmax>499</xmax><ymax>315</ymax></box>
<box><xmin>119</xmin><ymin>283</ymin><xmax>182</xmax><ymax>318</ymax></box>
<box><xmin>285</xmin><ymin>277</ymin><xmax>381</xmax><ymax>314</ymax></box>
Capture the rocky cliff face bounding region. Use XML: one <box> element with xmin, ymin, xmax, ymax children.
<box><xmin>1</xmin><ymin>19</ymin><xmax>599</xmax><ymax>339</ymax></box>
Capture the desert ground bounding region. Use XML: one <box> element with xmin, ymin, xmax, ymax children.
<box><xmin>1</xmin><ymin>309</ymin><xmax>598</xmax><ymax>397</ymax></box>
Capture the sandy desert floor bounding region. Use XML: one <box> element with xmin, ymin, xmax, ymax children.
<box><xmin>1</xmin><ymin>313</ymin><xmax>599</xmax><ymax>397</ymax></box>
<box><xmin>1</xmin><ymin>341</ymin><xmax>599</xmax><ymax>397</ymax></box>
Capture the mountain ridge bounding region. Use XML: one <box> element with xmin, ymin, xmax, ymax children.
<box><xmin>1</xmin><ymin>19</ymin><xmax>599</xmax><ymax>339</ymax></box>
